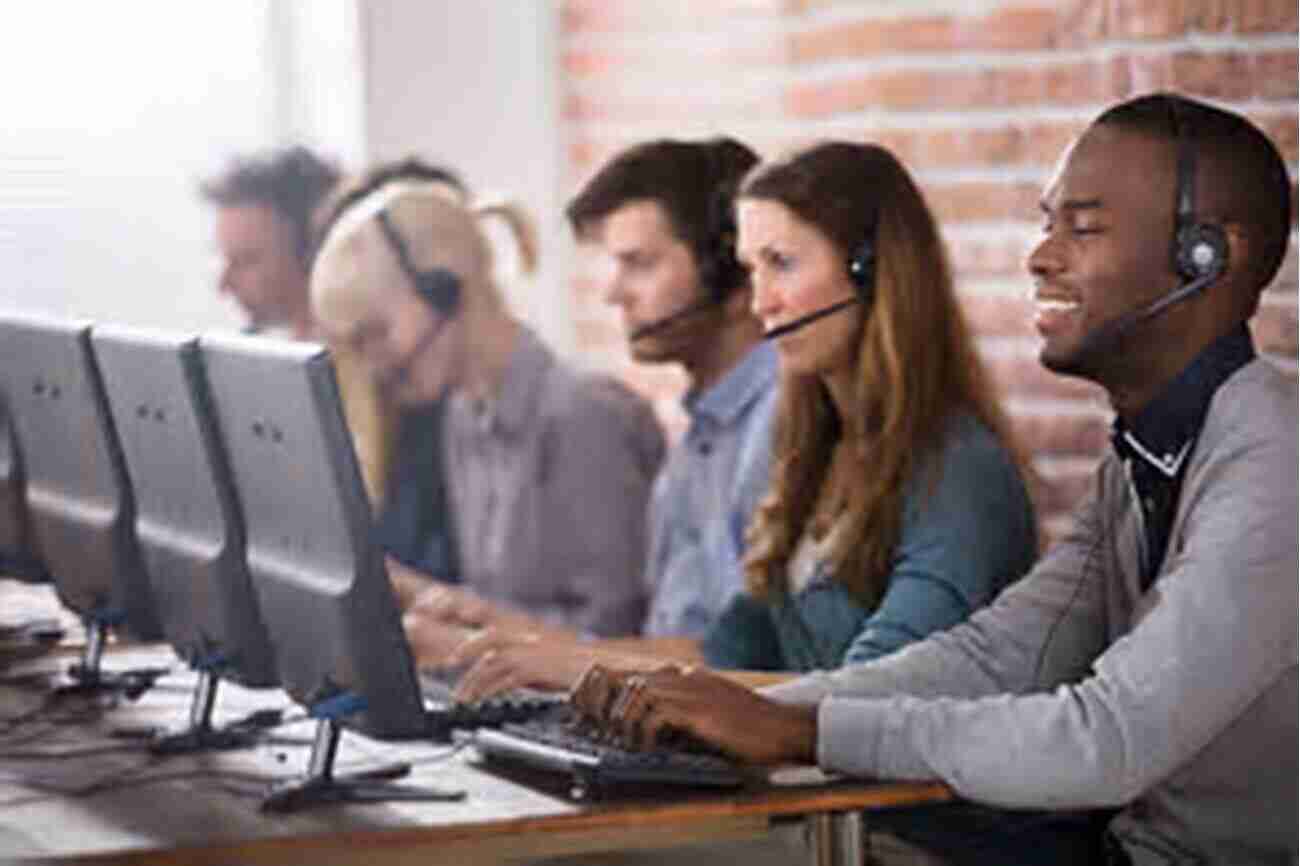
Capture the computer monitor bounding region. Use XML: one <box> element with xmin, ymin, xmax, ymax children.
<box><xmin>0</xmin><ymin>313</ymin><xmax>164</xmax><ymax>689</ymax></box>
<box><xmin>0</xmin><ymin>391</ymin><xmax>49</xmax><ymax>582</ymax></box>
<box><xmin>92</xmin><ymin>325</ymin><xmax>279</xmax><ymax>751</ymax></box>
<box><xmin>198</xmin><ymin>332</ymin><xmax>457</xmax><ymax>810</ymax></box>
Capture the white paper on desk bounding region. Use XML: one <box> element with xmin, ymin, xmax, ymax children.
<box><xmin>764</xmin><ymin>764</ymin><xmax>841</xmax><ymax>786</ymax></box>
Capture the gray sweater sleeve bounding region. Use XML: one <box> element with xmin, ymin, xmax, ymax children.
<box><xmin>764</xmin><ymin>375</ymin><xmax>1298</xmax><ymax>810</ymax></box>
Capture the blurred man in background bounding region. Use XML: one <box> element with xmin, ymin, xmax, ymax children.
<box><xmin>201</xmin><ymin>146</ymin><xmax>340</xmax><ymax>338</ymax></box>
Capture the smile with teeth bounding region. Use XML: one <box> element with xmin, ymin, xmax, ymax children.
<box><xmin>1036</xmin><ymin>299</ymin><xmax>1080</xmax><ymax>313</ymax></box>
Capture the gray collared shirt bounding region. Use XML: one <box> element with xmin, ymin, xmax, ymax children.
<box><xmin>441</xmin><ymin>327</ymin><xmax>665</xmax><ymax>636</ymax></box>
<box><xmin>642</xmin><ymin>342</ymin><xmax>779</xmax><ymax>638</ymax></box>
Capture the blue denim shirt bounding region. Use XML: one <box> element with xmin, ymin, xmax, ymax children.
<box><xmin>641</xmin><ymin>342</ymin><xmax>779</xmax><ymax>638</ymax></box>
<box><xmin>702</xmin><ymin>413</ymin><xmax>1037</xmax><ymax>671</ymax></box>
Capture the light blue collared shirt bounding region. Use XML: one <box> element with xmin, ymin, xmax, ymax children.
<box><xmin>642</xmin><ymin>342</ymin><xmax>779</xmax><ymax>638</ymax></box>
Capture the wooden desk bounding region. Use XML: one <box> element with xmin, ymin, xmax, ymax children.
<box><xmin>1</xmin><ymin>627</ymin><xmax>950</xmax><ymax>865</ymax></box>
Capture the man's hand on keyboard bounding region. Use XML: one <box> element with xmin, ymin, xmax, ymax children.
<box><xmin>570</xmin><ymin>664</ymin><xmax>818</xmax><ymax>766</ymax></box>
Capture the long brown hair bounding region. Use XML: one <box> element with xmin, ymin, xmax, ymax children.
<box><xmin>742</xmin><ymin>141</ymin><xmax>1026</xmax><ymax>606</ymax></box>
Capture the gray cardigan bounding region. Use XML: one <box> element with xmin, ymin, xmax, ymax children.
<box><xmin>766</xmin><ymin>360</ymin><xmax>1297</xmax><ymax>865</ymax></box>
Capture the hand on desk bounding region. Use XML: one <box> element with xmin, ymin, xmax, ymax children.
<box><xmin>570</xmin><ymin>663</ymin><xmax>818</xmax><ymax>766</ymax></box>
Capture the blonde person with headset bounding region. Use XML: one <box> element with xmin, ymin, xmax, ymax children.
<box><xmin>311</xmin><ymin>161</ymin><xmax>665</xmax><ymax>638</ymax></box>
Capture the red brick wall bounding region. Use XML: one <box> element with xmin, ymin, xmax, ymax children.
<box><xmin>558</xmin><ymin>0</ymin><xmax>1298</xmax><ymax>538</ymax></box>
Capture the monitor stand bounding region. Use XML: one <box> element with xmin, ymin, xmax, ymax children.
<box><xmin>148</xmin><ymin>668</ymin><xmax>272</xmax><ymax>755</ymax></box>
<box><xmin>58</xmin><ymin>617</ymin><xmax>168</xmax><ymax>700</ymax></box>
<box><xmin>260</xmin><ymin>695</ymin><xmax>466</xmax><ymax>813</ymax></box>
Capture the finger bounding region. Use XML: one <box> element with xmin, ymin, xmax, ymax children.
<box><xmin>407</xmin><ymin>585</ymin><xmax>451</xmax><ymax>618</ymax></box>
<box><xmin>445</xmin><ymin>627</ymin><xmax>503</xmax><ymax>668</ymax></box>
<box><xmin>454</xmin><ymin>650</ymin><xmax>515</xmax><ymax>703</ymax></box>
<box><xmin>572</xmin><ymin>664</ymin><xmax>622</xmax><ymax>723</ymax></box>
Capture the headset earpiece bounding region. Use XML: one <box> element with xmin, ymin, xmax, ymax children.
<box><xmin>374</xmin><ymin>208</ymin><xmax>462</xmax><ymax>316</ymax></box>
<box><xmin>412</xmin><ymin>269</ymin><xmax>462</xmax><ymax>316</ymax></box>
<box><xmin>846</xmin><ymin>235</ymin><xmax>877</xmax><ymax>305</ymax></box>
<box><xmin>1175</xmin><ymin>221</ymin><xmax>1228</xmax><ymax>283</ymax></box>
<box><xmin>1169</xmin><ymin>97</ymin><xmax>1229</xmax><ymax>288</ymax></box>
<box><xmin>698</xmin><ymin>186</ymin><xmax>745</xmax><ymax>303</ymax></box>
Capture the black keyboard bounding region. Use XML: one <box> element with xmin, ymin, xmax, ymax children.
<box><xmin>419</xmin><ymin>672</ymin><xmax>566</xmax><ymax>741</ymax></box>
<box><xmin>471</xmin><ymin>711</ymin><xmax>749</xmax><ymax>795</ymax></box>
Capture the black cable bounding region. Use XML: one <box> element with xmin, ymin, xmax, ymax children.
<box><xmin>1028</xmin><ymin>476</ymin><xmax>1122</xmax><ymax>691</ymax></box>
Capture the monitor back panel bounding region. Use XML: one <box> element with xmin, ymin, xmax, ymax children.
<box><xmin>0</xmin><ymin>391</ymin><xmax>48</xmax><ymax>581</ymax></box>
<box><xmin>0</xmin><ymin>314</ymin><xmax>161</xmax><ymax>638</ymax></box>
<box><xmin>199</xmin><ymin>334</ymin><xmax>424</xmax><ymax>739</ymax></box>
<box><xmin>92</xmin><ymin>326</ymin><xmax>277</xmax><ymax>687</ymax></box>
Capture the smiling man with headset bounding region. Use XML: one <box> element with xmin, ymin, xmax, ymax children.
<box><xmin>573</xmin><ymin>92</ymin><xmax>1297</xmax><ymax>865</ymax></box>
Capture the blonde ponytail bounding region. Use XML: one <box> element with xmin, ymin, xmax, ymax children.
<box><xmin>474</xmin><ymin>199</ymin><xmax>539</xmax><ymax>276</ymax></box>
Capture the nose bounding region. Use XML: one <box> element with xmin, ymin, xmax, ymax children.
<box><xmin>1026</xmin><ymin>232</ymin><xmax>1063</xmax><ymax>283</ymax></box>
<box><xmin>601</xmin><ymin>265</ymin><xmax>627</xmax><ymax>308</ymax></box>
<box><xmin>748</xmin><ymin>267</ymin><xmax>779</xmax><ymax>321</ymax></box>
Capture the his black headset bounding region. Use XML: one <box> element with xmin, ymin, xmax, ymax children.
<box><xmin>628</xmin><ymin>146</ymin><xmax>753</xmax><ymax>341</ymax></box>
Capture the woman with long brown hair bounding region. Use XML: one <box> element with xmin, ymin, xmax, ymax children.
<box><xmin>698</xmin><ymin>140</ymin><xmax>1036</xmax><ymax>671</ymax></box>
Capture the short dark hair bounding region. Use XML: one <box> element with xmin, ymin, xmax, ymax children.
<box><xmin>1096</xmin><ymin>92</ymin><xmax>1292</xmax><ymax>298</ymax></box>
<box><xmin>200</xmin><ymin>146</ymin><xmax>341</xmax><ymax>263</ymax></box>
<box><xmin>565</xmin><ymin>137</ymin><xmax>759</xmax><ymax>292</ymax></box>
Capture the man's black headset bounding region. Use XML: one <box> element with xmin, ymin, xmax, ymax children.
<box><xmin>1072</xmin><ymin>96</ymin><xmax>1230</xmax><ymax>356</ymax></box>
<box><xmin>627</xmin><ymin>171</ymin><xmax>754</xmax><ymax>342</ymax></box>
<box><xmin>1169</xmin><ymin>98</ymin><xmax>1230</xmax><ymax>293</ymax></box>
<box><xmin>762</xmin><ymin>207</ymin><xmax>878</xmax><ymax>341</ymax></box>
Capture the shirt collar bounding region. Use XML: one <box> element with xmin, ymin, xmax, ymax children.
<box><xmin>459</xmin><ymin>325</ymin><xmax>550</xmax><ymax>438</ymax></box>
<box><xmin>1112</xmin><ymin>324</ymin><xmax>1255</xmax><ymax>477</ymax></box>
<box><xmin>684</xmin><ymin>341</ymin><xmax>779</xmax><ymax>426</ymax></box>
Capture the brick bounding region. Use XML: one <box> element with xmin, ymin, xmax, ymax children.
<box><xmin>984</xmin><ymin>353</ymin><xmax>1110</xmax><ymax>401</ymax></box>
<box><xmin>1003</xmin><ymin>56</ymin><xmax>1131</xmax><ymax>106</ymax></box>
<box><xmin>1265</xmin><ymin>244</ymin><xmax>1298</xmax><ymax>294</ymax></box>
<box><xmin>1239</xmin><ymin>0</ymin><xmax>1300</xmax><ymax>32</ymax></box>
<box><xmin>924</xmin><ymin>180</ymin><xmax>1043</xmax><ymax>224</ymax></box>
<box><xmin>959</xmin><ymin>4</ymin><xmax>1062</xmax><ymax>51</ymax></box>
<box><xmin>1011</xmin><ymin>410</ymin><xmax>1111</xmax><ymax>457</ymax></box>
<box><xmin>1255</xmin><ymin>50</ymin><xmax>1300</xmax><ymax>99</ymax></box>
<box><xmin>786</xmin><ymin>60</ymin><xmax>1128</xmax><ymax>118</ymax></box>
<box><xmin>948</xmin><ymin>235</ymin><xmax>1037</xmax><ymax>279</ymax></box>
<box><xmin>562</xmin><ymin>0</ymin><xmax>793</xmax><ymax>35</ymax></box>
<box><xmin>1250</xmin><ymin>112</ymin><xmax>1299</xmax><ymax>164</ymax></box>
<box><xmin>1056</xmin><ymin>0</ymin><xmax>1111</xmax><ymax>44</ymax></box>
<box><xmin>1108</xmin><ymin>0</ymin><xmax>1189</xmax><ymax>38</ymax></box>
<box><xmin>792</xmin><ymin>5</ymin><xmax>1059</xmax><ymax>63</ymax></box>
<box><xmin>960</xmin><ymin>293</ymin><xmax>1039</xmax><ymax>338</ymax></box>
<box><xmin>562</xmin><ymin>48</ymin><xmax>621</xmax><ymax>79</ymax></box>
<box><xmin>1170</xmin><ymin>51</ymin><xmax>1255</xmax><ymax>100</ymax></box>
<box><xmin>792</xmin><ymin>16</ymin><xmax>954</xmax><ymax>62</ymax></box>
<box><xmin>1187</xmin><ymin>0</ymin><xmax>1235</xmax><ymax>32</ymax></box>
<box><xmin>1250</xmin><ymin>299</ymin><xmax>1299</xmax><ymax>356</ymax></box>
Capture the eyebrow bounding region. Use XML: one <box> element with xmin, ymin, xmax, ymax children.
<box><xmin>1039</xmin><ymin>197</ymin><xmax>1104</xmax><ymax>214</ymax></box>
